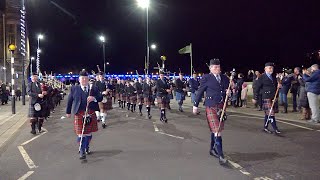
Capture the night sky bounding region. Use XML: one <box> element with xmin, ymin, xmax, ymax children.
<box><xmin>27</xmin><ymin>0</ymin><xmax>320</xmax><ymax>75</ymax></box>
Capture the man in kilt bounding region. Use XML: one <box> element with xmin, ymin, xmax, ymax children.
<box><xmin>193</xmin><ymin>59</ymin><xmax>230</xmax><ymax>165</ymax></box>
<box><xmin>115</xmin><ymin>79</ymin><xmax>121</xmax><ymax>107</ymax></box>
<box><xmin>253</xmin><ymin>62</ymin><xmax>281</xmax><ymax>134</ymax></box>
<box><xmin>175</xmin><ymin>73</ymin><xmax>187</xmax><ymax>112</ymax></box>
<box><xmin>127</xmin><ymin>80</ymin><xmax>137</xmax><ymax>112</ymax></box>
<box><xmin>143</xmin><ymin>77</ymin><xmax>153</xmax><ymax>119</ymax></box>
<box><xmin>66</xmin><ymin>70</ymin><xmax>102</xmax><ymax>160</ymax></box>
<box><xmin>135</xmin><ymin>76</ymin><xmax>144</xmax><ymax>116</ymax></box>
<box><xmin>27</xmin><ymin>73</ymin><xmax>46</xmax><ymax>134</ymax></box>
<box><xmin>156</xmin><ymin>72</ymin><xmax>171</xmax><ymax>123</ymax></box>
<box><xmin>120</xmin><ymin>79</ymin><xmax>127</xmax><ymax>109</ymax></box>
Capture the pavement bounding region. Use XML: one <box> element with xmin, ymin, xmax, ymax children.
<box><xmin>0</xmin><ymin>95</ymin><xmax>320</xmax><ymax>180</ymax></box>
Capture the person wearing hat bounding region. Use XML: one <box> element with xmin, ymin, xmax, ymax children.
<box><xmin>143</xmin><ymin>76</ymin><xmax>153</xmax><ymax>119</ymax></box>
<box><xmin>135</xmin><ymin>76</ymin><xmax>144</xmax><ymax>116</ymax></box>
<box><xmin>189</xmin><ymin>72</ymin><xmax>200</xmax><ymax>107</ymax></box>
<box><xmin>66</xmin><ymin>70</ymin><xmax>102</xmax><ymax>160</ymax></box>
<box><xmin>127</xmin><ymin>80</ymin><xmax>137</xmax><ymax>112</ymax></box>
<box><xmin>156</xmin><ymin>71</ymin><xmax>171</xmax><ymax>123</ymax></box>
<box><xmin>253</xmin><ymin>62</ymin><xmax>282</xmax><ymax>134</ymax></box>
<box><xmin>192</xmin><ymin>58</ymin><xmax>230</xmax><ymax>165</ymax></box>
<box><xmin>27</xmin><ymin>72</ymin><xmax>46</xmax><ymax>134</ymax></box>
<box><xmin>119</xmin><ymin>79</ymin><xmax>127</xmax><ymax>109</ymax></box>
<box><xmin>175</xmin><ymin>73</ymin><xmax>187</xmax><ymax>112</ymax></box>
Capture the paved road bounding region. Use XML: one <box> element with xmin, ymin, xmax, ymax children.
<box><xmin>1</xmin><ymin>97</ymin><xmax>320</xmax><ymax>180</ymax></box>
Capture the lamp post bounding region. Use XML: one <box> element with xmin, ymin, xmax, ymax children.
<box><xmin>8</xmin><ymin>44</ymin><xmax>16</xmax><ymax>114</ymax></box>
<box><xmin>30</xmin><ymin>57</ymin><xmax>34</xmax><ymax>76</ymax></box>
<box><xmin>36</xmin><ymin>34</ymin><xmax>43</xmax><ymax>74</ymax></box>
<box><xmin>99</xmin><ymin>35</ymin><xmax>106</xmax><ymax>73</ymax></box>
<box><xmin>137</xmin><ymin>0</ymin><xmax>150</xmax><ymax>75</ymax></box>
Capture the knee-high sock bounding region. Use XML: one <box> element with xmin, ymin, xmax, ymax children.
<box><xmin>95</xmin><ymin>111</ymin><xmax>100</xmax><ymax>120</ymax></box>
<box><xmin>147</xmin><ymin>106</ymin><xmax>150</xmax><ymax>115</ymax></box>
<box><xmin>127</xmin><ymin>103</ymin><xmax>130</xmax><ymax>110</ymax></box>
<box><xmin>269</xmin><ymin>116</ymin><xmax>278</xmax><ymax>131</ymax></box>
<box><xmin>215</xmin><ymin>136</ymin><xmax>224</xmax><ymax>158</ymax></box>
<box><xmin>77</xmin><ymin>136</ymin><xmax>87</xmax><ymax>155</ymax></box>
<box><xmin>160</xmin><ymin>109</ymin><xmax>165</xmax><ymax>119</ymax></box>
<box><xmin>139</xmin><ymin>104</ymin><xmax>143</xmax><ymax>113</ymax></box>
<box><xmin>38</xmin><ymin>118</ymin><xmax>44</xmax><ymax>131</ymax></box>
<box><xmin>210</xmin><ymin>133</ymin><xmax>216</xmax><ymax>151</ymax></box>
<box><xmin>101</xmin><ymin>113</ymin><xmax>107</xmax><ymax>123</ymax></box>
<box><xmin>133</xmin><ymin>104</ymin><xmax>136</xmax><ymax>111</ymax></box>
<box><xmin>163</xmin><ymin>109</ymin><xmax>167</xmax><ymax>118</ymax></box>
<box><xmin>264</xmin><ymin>115</ymin><xmax>269</xmax><ymax>129</ymax></box>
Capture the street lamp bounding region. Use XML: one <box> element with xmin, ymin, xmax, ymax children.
<box><xmin>30</xmin><ymin>57</ymin><xmax>35</xmax><ymax>76</ymax></box>
<box><xmin>99</xmin><ymin>35</ymin><xmax>106</xmax><ymax>73</ymax></box>
<box><xmin>36</xmin><ymin>34</ymin><xmax>44</xmax><ymax>75</ymax></box>
<box><xmin>137</xmin><ymin>0</ymin><xmax>150</xmax><ymax>75</ymax></box>
<box><xmin>151</xmin><ymin>44</ymin><xmax>157</xmax><ymax>50</ymax></box>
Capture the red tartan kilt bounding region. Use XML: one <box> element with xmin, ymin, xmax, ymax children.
<box><xmin>157</xmin><ymin>97</ymin><xmax>167</xmax><ymax>108</ymax></box>
<box><xmin>120</xmin><ymin>94</ymin><xmax>127</xmax><ymax>101</ymax></box>
<box><xmin>130</xmin><ymin>96</ymin><xmax>137</xmax><ymax>104</ymax></box>
<box><xmin>137</xmin><ymin>94</ymin><xmax>144</xmax><ymax>104</ymax></box>
<box><xmin>205</xmin><ymin>104</ymin><xmax>224</xmax><ymax>133</ymax></box>
<box><xmin>74</xmin><ymin>110</ymin><xmax>98</xmax><ymax>135</ymax></box>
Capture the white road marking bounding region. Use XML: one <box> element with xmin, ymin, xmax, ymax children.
<box><xmin>254</xmin><ymin>177</ymin><xmax>274</xmax><ymax>180</ymax></box>
<box><xmin>157</xmin><ymin>131</ymin><xmax>185</xmax><ymax>139</ymax></box>
<box><xmin>317</xmin><ymin>130</ymin><xmax>320</xmax><ymax>132</ymax></box>
<box><xmin>60</xmin><ymin>116</ymin><xmax>66</xmax><ymax>119</ymax></box>
<box><xmin>229</xmin><ymin>114</ymin><xmax>314</xmax><ymax>131</ymax></box>
<box><xmin>17</xmin><ymin>171</ymin><xmax>34</xmax><ymax>180</ymax></box>
<box><xmin>153</xmin><ymin>122</ymin><xmax>159</xmax><ymax>132</ymax></box>
<box><xmin>18</xmin><ymin>146</ymin><xmax>38</xmax><ymax>169</ymax></box>
<box><xmin>227</xmin><ymin>159</ymin><xmax>251</xmax><ymax>176</ymax></box>
<box><xmin>0</xmin><ymin>114</ymin><xmax>17</xmax><ymax>125</ymax></box>
<box><xmin>21</xmin><ymin>128</ymin><xmax>48</xmax><ymax>146</ymax></box>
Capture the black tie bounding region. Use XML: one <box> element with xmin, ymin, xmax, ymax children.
<box><xmin>216</xmin><ymin>75</ymin><xmax>221</xmax><ymax>83</ymax></box>
<box><xmin>84</xmin><ymin>86</ymin><xmax>88</xmax><ymax>94</ymax></box>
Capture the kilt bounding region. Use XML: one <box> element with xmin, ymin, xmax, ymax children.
<box><xmin>28</xmin><ymin>102</ymin><xmax>44</xmax><ymax>118</ymax></box>
<box><xmin>99</xmin><ymin>98</ymin><xmax>113</xmax><ymax>111</ymax></box>
<box><xmin>126</xmin><ymin>95</ymin><xmax>131</xmax><ymax>103</ymax></box>
<box><xmin>111</xmin><ymin>90</ymin><xmax>116</xmax><ymax>97</ymax></box>
<box><xmin>175</xmin><ymin>92</ymin><xmax>185</xmax><ymax>101</ymax></box>
<box><xmin>205</xmin><ymin>104</ymin><xmax>224</xmax><ymax>133</ymax></box>
<box><xmin>130</xmin><ymin>95</ymin><xmax>137</xmax><ymax>104</ymax></box>
<box><xmin>157</xmin><ymin>96</ymin><xmax>168</xmax><ymax>108</ymax></box>
<box><xmin>74</xmin><ymin>110</ymin><xmax>98</xmax><ymax>135</ymax></box>
<box><xmin>116</xmin><ymin>93</ymin><xmax>120</xmax><ymax>100</ymax></box>
<box><xmin>263</xmin><ymin>99</ymin><xmax>275</xmax><ymax>116</ymax></box>
<box><xmin>137</xmin><ymin>94</ymin><xmax>144</xmax><ymax>104</ymax></box>
<box><xmin>120</xmin><ymin>94</ymin><xmax>127</xmax><ymax>101</ymax></box>
<box><xmin>144</xmin><ymin>97</ymin><xmax>152</xmax><ymax>106</ymax></box>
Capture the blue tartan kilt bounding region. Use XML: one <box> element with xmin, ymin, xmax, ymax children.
<box><xmin>175</xmin><ymin>92</ymin><xmax>185</xmax><ymax>101</ymax></box>
<box><xmin>263</xmin><ymin>99</ymin><xmax>275</xmax><ymax>116</ymax></box>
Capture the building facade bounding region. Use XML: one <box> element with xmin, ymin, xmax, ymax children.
<box><xmin>0</xmin><ymin>0</ymin><xmax>30</xmax><ymax>88</ymax></box>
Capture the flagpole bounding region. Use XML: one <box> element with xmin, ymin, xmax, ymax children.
<box><xmin>190</xmin><ymin>43</ymin><xmax>193</xmax><ymax>76</ymax></box>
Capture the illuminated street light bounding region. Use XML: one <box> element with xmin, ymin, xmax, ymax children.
<box><xmin>137</xmin><ymin>0</ymin><xmax>150</xmax><ymax>9</ymax></box>
<box><xmin>151</xmin><ymin>44</ymin><xmax>156</xmax><ymax>50</ymax></box>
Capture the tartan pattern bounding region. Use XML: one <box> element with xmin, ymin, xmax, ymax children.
<box><xmin>130</xmin><ymin>96</ymin><xmax>137</xmax><ymax>104</ymax></box>
<box><xmin>144</xmin><ymin>97</ymin><xmax>152</xmax><ymax>106</ymax></box>
<box><xmin>28</xmin><ymin>102</ymin><xmax>44</xmax><ymax>118</ymax></box>
<box><xmin>137</xmin><ymin>94</ymin><xmax>144</xmax><ymax>104</ymax></box>
<box><xmin>120</xmin><ymin>94</ymin><xmax>127</xmax><ymax>101</ymax></box>
<box><xmin>175</xmin><ymin>92</ymin><xmax>186</xmax><ymax>101</ymax></box>
<box><xmin>205</xmin><ymin>104</ymin><xmax>224</xmax><ymax>133</ymax></box>
<box><xmin>74</xmin><ymin>110</ymin><xmax>98</xmax><ymax>135</ymax></box>
<box><xmin>263</xmin><ymin>99</ymin><xmax>275</xmax><ymax>116</ymax></box>
<box><xmin>157</xmin><ymin>96</ymin><xmax>168</xmax><ymax>109</ymax></box>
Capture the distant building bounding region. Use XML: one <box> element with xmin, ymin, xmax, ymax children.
<box><xmin>0</xmin><ymin>0</ymin><xmax>30</xmax><ymax>88</ymax></box>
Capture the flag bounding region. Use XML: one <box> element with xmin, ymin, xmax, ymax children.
<box><xmin>178</xmin><ymin>44</ymin><xmax>191</xmax><ymax>54</ymax></box>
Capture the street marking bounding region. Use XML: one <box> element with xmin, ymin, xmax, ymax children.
<box><xmin>317</xmin><ymin>130</ymin><xmax>320</xmax><ymax>132</ymax></box>
<box><xmin>254</xmin><ymin>177</ymin><xmax>274</xmax><ymax>180</ymax></box>
<box><xmin>60</xmin><ymin>116</ymin><xmax>66</xmax><ymax>119</ymax></box>
<box><xmin>227</xmin><ymin>159</ymin><xmax>251</xmax><ymax>176</ymax></box>
<box><xmin>0</xmin><ymin>114</ymin><xmax>17</xmax><ymax>125</ymax></box>
<box><xmin>229</xmin><ymin>114</ymin><xmax>314</xmax><ymax>131</ymax></box>
<box><xmin>17</xmin><ymin>171</ymin><xmax>34</xmax><ymax>180</ymax></box>
<box><xmin>277</xmin><ymin>120</ymin><xmax>314</xmax><ymax>131</ymax></box>
<box><xmin>21</xmin><ymin>129</ymin><xmax>48</xmax><ymax>146</ymax></box>
<box><xmin>157</xmin><ymin>131</ymin><xmax>185</xmax><ymax>139</ymax></box>
<box><xmin>18</xmin><ymin>146</ymin><xmax>38</xmax><ymax>169</ymax></box>
<box><xmin>153</xmin><ymin>122</ymin><xmax>159</xmax><ymax>132</ymax></box>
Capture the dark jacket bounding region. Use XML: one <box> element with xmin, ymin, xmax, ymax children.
<box><xmin>143</xmin><ymin>82</ymin><xmax>152</xmax><ymax>98</ymax></box>
<box><xmin>27</xmin><ymin>82</ymin><xmax>42</xmax><ymax>105</ymax></box>
<box><xmin>303</xmin><ymin>70</ymin><xmax>320</xmax><ymax>95</ymax></box>
<box><xmin>254</xmin><ymin>73</ymin><xmax>277</xmax><ymax>100</ymax></box>
<box><xmin>156</xmin><ymin>78</ymin><xmax>170</xmax><ymax>97</ymax></box>
<box><xmin>135</xmin><ymin>82</ymin><xmax>143</xmax><ymax>94</ymax></box>
<box><xmin>188</xmin><ymin>78</ymin><xmax>199</xmax><ymax>93</ymax></box>
<box><xmin>280</xmin><ymin>75</ymin><xmax>293</xmax><ymax>94</ymax></box>
<box><xmin>95</xmin><ymin>81</ymin><xmax>106</xmax><ymax>93</ymax></box>
<box><xmin>66</xmin><ymin>85</ymin><xmax>102</xmax><ymax>115</ymax></box>
<box><xmin>175</xmin><ymin>78</ymin><xmax>186</xmax><ymax>93</ymax></box>
<box><xmin>126</xmin><ymin>85</ymin><xmax>136</xmax><ymax>96</ymax></box>
<box><xmin>194</xmin><ymin>73</ymin><xmax>229</xmax><ymax>107</ymax></box>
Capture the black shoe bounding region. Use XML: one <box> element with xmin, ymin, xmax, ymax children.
<box><xmin>160</xmin><ymin>117</ymin><xmax>164</xmax><ymax>122</ymax></box>
<box><xmin>179</xmin><ymin>108</ymin><xmax>183</xmax><ymax>112</ymax></box>
<box><xmin>102</xmin><ymin>123</ymin><xmax>106</xmax><ymax>129</ymax></box>
<box><xmin>219</xmin><ymin>156</ymin><xmax>228</xmax><ymax>165</ymax></box>
<box><xmin>292</xmin><ymin>109</ymin><xmax>298</xmax><ymax>112</ymax></box>
<box><xmin>275</xmin><ymin>130</ymin><xmax>281</xmax><ymax>134</ymax></box>
<box><xmin>86</xmin><ymin>148</ymin><xmax>91</xmax><ymax>155</ymax></box>
<box><xmin>139</xmin><ymin>112</ymin><xmax>143</xmax><ymax>116</ymax></box>
<box><xmin>163</xmin><ymin>117</ymin><xmax>168</xmax><ymax>123</ymax></box>
<box><xmin>38</xmin><ymin>129</ymin><xmax>44</xmax><ymax>133</ymax></box>
<box><xmin>79</xmin><ymin>155</ymin><xmax>86</xmax><ymax>160</ymax></box>
<box><xmin>209</xmin><ymin>149</ymin><xmax>219</xmax><ymax>158</ymax></box>
<box><xmin>263</xmin><ymin>128</ymin><xmax>273</xmax><ymax>134</ymax></box>
<box><xmin>30</xmin><ymin>130</ymin><xmax>36</xmax><ymax>135</ymax></box>
<box><xmin>148</xmin><ymin>115</ymin><xmax>152</xmax><ymax>119</ymax></box>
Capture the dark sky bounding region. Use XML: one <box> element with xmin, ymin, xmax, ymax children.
<box><xmin>27</xmin><ymin>0</ymin><xmax>320</xmax><ymax>75</ymax></box>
